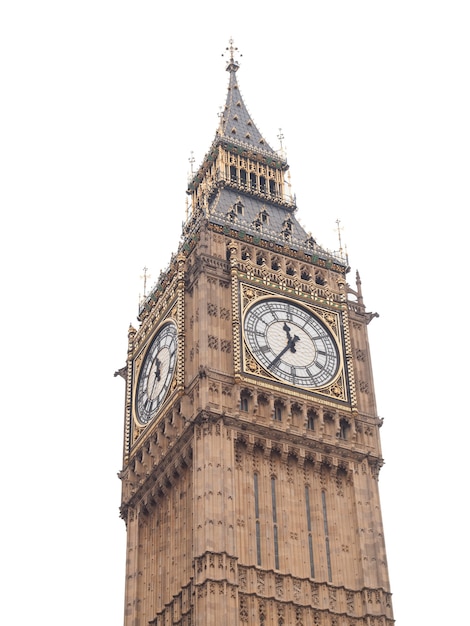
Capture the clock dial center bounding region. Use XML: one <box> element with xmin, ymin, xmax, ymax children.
<box><xmin>266</xmin><ymin>321</ymin><xmax>316</xmax><ymax>367</ymax></box>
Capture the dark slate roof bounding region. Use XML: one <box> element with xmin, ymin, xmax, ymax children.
<box><xmin>215</xmin><ymin>57</ymin><xmax>281</xmax><ymax>161</ymax></box>
<box><xmin>208</xmin><ymin>188</ymin><xmax>315</xmax><ymax>250</ymax></box>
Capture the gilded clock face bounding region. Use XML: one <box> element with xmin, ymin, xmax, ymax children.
<box><xmin>244</xmin><ymin>299</ymin><xmax>339</xmax><ymax>388</ymax></box>
<box><xmin>135</xmin><ymin>322</ymin><xmax>177</xmax><ymax>425</ymax></box>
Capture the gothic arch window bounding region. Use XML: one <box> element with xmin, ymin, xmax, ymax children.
<box><xmin>234</xmin><ymin>200</ymin><xmax>244</xmax><ymax>215</ymax></box>
<box><xmin>324</xmin><ymin>411</ymin><xmax>335</xmax><ymax>436</ymax></box>
<box><xmin>307</xmin><ymin>409</ymin><xmax>317</xmax><ymax>431</ymax></box>
<box><xmin>315</xmin><ymin>270</ymin><xmax>326</xmax><ymax>286</ymax></box>
<box><xmin>300</xmin><ymin>265</ymin><xmax>311</xmax><ymax>280</ymax></box>
<box><xmin>230</xmin><ymin>165</ymin><xmax>237</xmax><ymax>182</ymax></box>
<box><xmin>339</xmin><ymin>418</ymin><xmax>350</xmax><ymax>440</ymax></box>
<box><xmin>250</xmin><ymin>172</ymin><xmax>257</xmax><ymax>190</ymax></box>
<box><xmin>240</xmin><ymin>169</ymin><xmax>247</xmax><ymax>187</ymax></box>
<box><xmin>274</xmin><ymin>399</ymin><xmax>283</xmax><ymax>421</ymax></box>
<box><xmin>259</xmin><ymin>209</ymin><xmax>269</xmax><ymax>225</ymax></box>
<box><xmin>286</xmin><ymin>262</ymin><xmax>295</xmax><ymax>276</ymax></box>
<box><xmin>291</xmin><ymin>402</ymin><xmax>302</xmax><ymax>426</ymax></box>
<box><xmin>241</xmin><ymin>246</ymin><xmax>251</xmax><ymax>260</ymax></box>
<box><xmin>271</xmin><ymin>256</ymin><xmax>281</xmax><ymax>271</ymax></box>
<box><xmin>256</xmin><ymin>252</ymin><xmax>265</xmax><ymax>266</ymax></box>
<box><xmin>269</xmin><ymin>179</ymin><xmax>276</xmax><ymax>195</ymax></box>
<box><xmin>257</xmin><ymin>392</ymin><xmax>269</xmax><ymax>418</ymax></box>
<box><xmin>240</xmin><ymin>389</ymin><xmax>251</xmax><ymax>412</ymax></box>
<box><xmin>259</xmin><ymin>175</ymin><xmax>266</xmax><ymax>193</ymax></box>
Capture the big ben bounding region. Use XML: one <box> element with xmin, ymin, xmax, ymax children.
<box><xmin>118</xmin><ymin>42</ymin><xmax>394</xmax><ymax>626</ymax></box>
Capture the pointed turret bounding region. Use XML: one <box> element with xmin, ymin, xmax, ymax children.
<box><xmin>217</xmin><ymin>48</ymin><xmax>279</xmax><ymax>159</ymax></box>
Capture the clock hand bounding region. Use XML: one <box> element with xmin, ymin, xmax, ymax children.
<box><xmin>268</xmin><ymin>334</ymin><xmax>300</xmax><ymax>369</ymax></box>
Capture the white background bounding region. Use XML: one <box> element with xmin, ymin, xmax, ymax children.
<box><xmin>1</xmin><ymin>2</ymin><xmax>468</xmax><ymax>624</ymax></box>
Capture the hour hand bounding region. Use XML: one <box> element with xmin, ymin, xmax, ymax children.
<box><xmin>289</xmin><ymin>333</ymin><xmax>300</xmax><ymax>353</ymax></box>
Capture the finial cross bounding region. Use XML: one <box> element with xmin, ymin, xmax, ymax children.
<box><xmin>222</xmin><ymin>37</ymin><xmax>242</xmax><ymax>69</ymax></box>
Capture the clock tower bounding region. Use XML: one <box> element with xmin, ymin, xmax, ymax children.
<box><xmin>118</xmin><ymin>45</ymin><xmax>394</xmax><ymax>626</ymax></box>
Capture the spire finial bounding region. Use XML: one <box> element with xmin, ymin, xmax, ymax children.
<box><xmin>140</xmin><ymin>266</ymin><xmax>150</xmax><ymax>297</ymax></box>
<box><xmin>335</xmin><ymin>218</ymin><xmax>344</xmax><ymax>259</ymax></box>
<box><xmin>223</xmin><ymin>37</ymin><xmax>242</xmax><ymax>72</ymax></box>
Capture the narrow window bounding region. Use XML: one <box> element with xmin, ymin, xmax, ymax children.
<box><xmin>254</xmin><ymin>473</ymin><xmax>261</xmax><ymax>566</ymax></box>
<box><xmin>250</xmin><ymin>172</ymin><xmax>257</xmax><ymax>190</ymax></box>
<box><xmin>339</xmin><ymin>418</ymin><xmax>349</xmax><ymax>440</ymax></box>
<box><xmin>305</xmin><ymin>485</ymin><xmax>315</xmax><ymax>578</ymax></box>
<box><xmin>259</xmin><ymin>175</ymin><xmax>266</xmax><ymax>193</ymax></box>
<box><xmin>271</xmin><ymin>477</ymin><xmax>279</xmax><ymax>569</ymax></box>
<box><xmin>274</xmin><ymin>402</ymin><xmax>282</xmax><ymax>421</ymax></box>
<box><xmin>240</xmin><ymin>393</ymin><xmax>249</xmax><ymax>411</ymax></box>
<box><xmin>230</xmin><ymin>165</ymin><xmax>237</xmax><ymax>182</ymax></box>
<box><xmin>322</xmin><ymin>491</ymin><xmax>332</xmax><ymax>582</ymax></box>
<box><xmin>307</xmin><ymin>410</ymin><xmax>315</xmax><ymax>431</ymax></box>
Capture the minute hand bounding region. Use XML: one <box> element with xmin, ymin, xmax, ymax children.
<box><xmin>268</xmin><ymin>335</ymin><xmax>300</xmax><ymax>369</ymax></box>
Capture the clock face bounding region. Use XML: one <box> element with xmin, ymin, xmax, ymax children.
<box><xmin>244</xmin><ymin>299</ymin><xmax>339</xmax><ymax>388</ymax></box>
<box><xmin>135</xmin><ymin>322</ymin><xmax>177</xmax><ymax>425</ymax></box>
